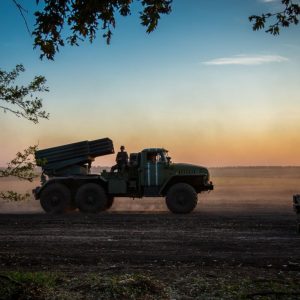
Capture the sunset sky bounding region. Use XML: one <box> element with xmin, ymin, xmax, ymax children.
<box><xmin>0</xmin><ymin>0</ymin><xmax>300</xmax><ymax>167</ymax></box>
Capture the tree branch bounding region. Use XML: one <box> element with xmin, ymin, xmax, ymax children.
<box><xmin>0</xmin><ymin>145</ymin><xmax>38</xmax><ymax>182</ymax></box>
<box><xmin>12</xmin><ymin>0</ymin><xmax>32</xmax><ymax>36</ymax></box>
<box><xmin>249</xmin><ymin>0</ymin><xmax>300</xmax><ymax>35</ymax></box>
<box><xmin>0</xmin><ymin>191</ymin><xmax>31</xmax><ymax>201</ymax></box>
<box><xmin>32</xmin><ymin>0</ymin><xmax>172</xmax><ymax>60</ymax></box>
<box><xmin>0</xmin><ymin>145</ymin><xmax>38</xmax><ymax>201</ymax></box>
<box><xmin>0</xmin><ymin>64</ymin><xmax>49</xmax><ymax>124</ymax></box>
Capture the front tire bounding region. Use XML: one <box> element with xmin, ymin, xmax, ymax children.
<box><xmin>166</xmin><ymin>183</ymin><xmax>198</xmax><ymax>214</ymax></box>
<box><xmin>75</xmin><ymin>183</ymin><xmax>108</xmax><ymax>213</ymax></box>
<box><xmin>40</xmin><ymin>183</ymin><xmax>71</xmax><ymax>214</ymax></box>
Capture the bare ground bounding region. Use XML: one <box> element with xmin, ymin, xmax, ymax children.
<box><xmin>0</xmin><ymin>212</ymin><xmax>299</xmax><ymax>272</ymax></box>
<box><xmin>1</xmin><ymin>167</ymin><xmax>300</xmax><ymax>298</ymax></box>
<box><xmin>0</xmin><ymin>212</ymin><xmax>300</xmax><ymax>299</ymax></box>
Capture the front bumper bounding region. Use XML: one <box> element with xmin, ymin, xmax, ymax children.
<box><xmin>204</xmin><ymin>181</ymin><xmax>214</xmax><ymax>191</ymax></box>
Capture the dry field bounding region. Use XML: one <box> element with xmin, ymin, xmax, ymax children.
<box><xmin>0</xmin><ymin>167</ymin><xmax>300</xmax><ymax>299</ymax></box>
<box><xmin>0</xmin><ymin>166</ymin><xmax>299</xmax><ymax>214</ymax></box>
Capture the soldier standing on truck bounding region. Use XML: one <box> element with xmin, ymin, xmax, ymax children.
<box><xmin>111</xmin><ymin>145</ymin><xmax>128</xmax><ymax>172</ymax></box>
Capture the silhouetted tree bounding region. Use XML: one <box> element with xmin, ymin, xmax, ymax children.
<box><xmin>249</xmin><ymin>0</ymin><xmax>299</xmax><ymax>35</ymax></box>
<box><xmin>0</xmin><ymin>64</ymin><xmax>49</xmax><ymax>201</ymax></box>
<box><xmin>0</xmin><ymin>64</ymin><xmax>49</xmax><ymax>123</ymax></box>
<box><xmin>32</xmin><ymin>0</ymin><xmax>172</xmax><ymax>59</ymax></box>
<box><xmin>12</xmin><ymin>0</ymin><xmax>296</xmax><ymax>60</ymax></box>
<box><xmin>0</xmin><ymin>146</ymin><xmax>38</xmax><ymax>201</ymax></box>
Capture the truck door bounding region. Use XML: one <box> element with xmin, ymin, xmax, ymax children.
<box><xmin>144</xmin><ymin>152</ymin><xmax>165</xmax><ymax>187</ymax></box>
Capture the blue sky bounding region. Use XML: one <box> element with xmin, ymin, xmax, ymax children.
<box><xmin>0</xmin><ymin>0</ymin><xmax>300</xmax><ymax>166</ymax></box>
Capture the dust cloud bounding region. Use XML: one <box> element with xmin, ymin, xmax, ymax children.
<box><xmin>0</xmin><ymin>167</ymin><xmax>299</xmax><ymax>214</ymax></box>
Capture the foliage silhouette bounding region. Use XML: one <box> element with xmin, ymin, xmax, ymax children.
<box><xmin>0</xmin><ymin>64</ymin><xmax>49</xmax><ymax>123</ymax></box>
<box><xmin>249</xmin><ymin>0</ymin><xmax>299</xmax><ymax>35</ymax></box>
<box><xmin>0</xmin><ymin>146</ymin><xmax>38</xmax><ymax>201</ymax></box>
<box><xmin>0</xmin><ymin>64</ymin><xmax>48</xmax><ymax>201</ymax></box>
<box><xmin>11</xmin><ymin>0</ymin><xmax>294</xmax><ymax>59</ymax></box>
<box><xmin>32</xmin><ymin>0</ymin><xmax>172</xmax><ymax>60</ymax></box>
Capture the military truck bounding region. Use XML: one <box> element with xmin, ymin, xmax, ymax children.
<box><xmin>33</xmin><ymin>138</ymin><xmax>213</xmax><ymax>214</ymax></box>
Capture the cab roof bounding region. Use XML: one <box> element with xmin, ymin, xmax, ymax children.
<box><xmin>141</xmin><ymin>148</ymin><xmax>168</xmax><ymax>153</ymax></box>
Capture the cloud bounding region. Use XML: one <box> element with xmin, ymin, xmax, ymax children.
<box><xmin>203</xmin><ymin>54</ymin><xmax>289</xmax><ymax>66</ymax></box>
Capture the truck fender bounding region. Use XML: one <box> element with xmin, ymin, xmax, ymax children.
<box><xmin>33</xmin><ymin>178</ymin><xmax>59</xmax><ymax>200</ymax></box>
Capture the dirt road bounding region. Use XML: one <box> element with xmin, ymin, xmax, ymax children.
<box><xmin>1</xmin><ymin>167</ymin><xmax>300</xmax><ymax>298</ymax></box>
<box><xmin>0</xmin><ymin>212</ymin><xmax>299</xmax><ymax>273</ymax></box>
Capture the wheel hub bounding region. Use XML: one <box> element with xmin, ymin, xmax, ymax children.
<box><xmin>87</xmin><ymin>195</ymin><xmax>96</xmax><ymax>205</ymax></box>
<box><xmin>50</xmin><ymin>195</ymin><xmax>60</xmax><ymax>206</ymax></box>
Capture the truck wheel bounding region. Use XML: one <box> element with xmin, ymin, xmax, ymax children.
<box><xmin>75</xmin><ymin>183</ymin><xmax>108</xmax><ymax>213</ymax></box>
<box><xmin>106</xmin><ymin>196</ymin><xmax>114</xmax><ymax>209</ymax></box>
<box><xmin>166</xmin><ymin>183</ymin><xmax>198</xmax><ymax>214</ymax></box>
<box><xmin>40</xmin><ymin>183</ymin><xmax>71</xmax><ymax>214</ymax></box>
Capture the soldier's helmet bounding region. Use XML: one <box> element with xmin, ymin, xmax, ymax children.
<box><xmin>120</xmin><ymin>145</ymin><xmax>125</xmax><ymax>150</ymax></box>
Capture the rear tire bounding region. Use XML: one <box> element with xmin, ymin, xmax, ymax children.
<box><xmin>75</xmin><ymin>183</ymin><xmax>108</xmax><ymax>213</ymax></box>
<box><xmin>166</xmin><ymin>183</ymin><xmax>198</xmax><ymax>214</ymax></box>
<box><xmin>40</xmin><ymin>183</ymin><xmax>71</xmax><ymax>214</ymax></box>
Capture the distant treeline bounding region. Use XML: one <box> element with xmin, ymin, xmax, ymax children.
<box><xmin>209</xmin><ymin>166</ymin><xmax>300</xmax><ymax>178</ymax></box>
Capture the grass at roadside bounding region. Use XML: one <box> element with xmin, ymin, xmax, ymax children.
<box><xmin>0</xmin><ymin>272</ymin><xmax>57</xmax><ymax>299</ymax></box>
<box><xmin>1</xmin><ymin>270</ymin><xmax>299</xmax><ymax>300</ymax></box>
<box><xmin>0</xmin><ymin>272</ymin><xmax>168</xmax><ymax>300</ymax></box>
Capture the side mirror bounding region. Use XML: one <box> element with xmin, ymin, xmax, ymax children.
<box><xmin>167</xmin><ymin>157</ymin><xmax>171</xmax><ymax>164</ymax></box>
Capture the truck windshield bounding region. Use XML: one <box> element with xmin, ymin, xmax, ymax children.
<box><xmin>158</xmin><ymin>151</ymin><xmax>168</xmax><ymax>163</ymax></box>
